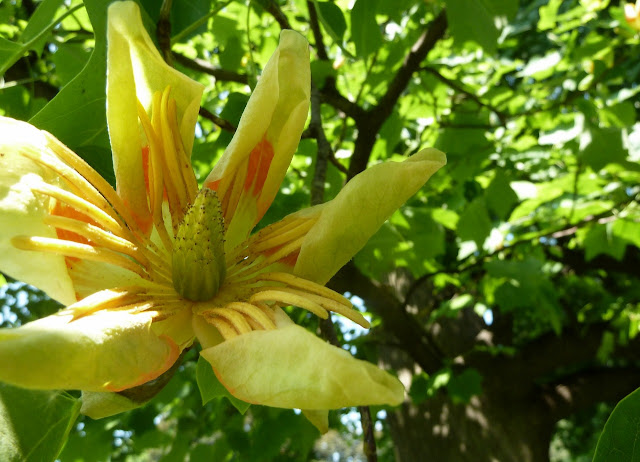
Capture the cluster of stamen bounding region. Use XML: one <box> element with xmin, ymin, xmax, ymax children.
<box><xmin>12</xmin><ymin>134</ymin><xmax>172</xmax><ymax>287</ymax></box>
<box><xmin>9</xmin><ymin>85</ymin><xmax>370</xmax><ymax>340</ymax></box>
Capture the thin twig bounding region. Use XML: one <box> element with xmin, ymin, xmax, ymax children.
<box><xmin>421</xmin><ymin>65</ymin><xmax>507</xmax><ymax>125</ymax></box>
<box><xmin>307</xmin><ymin>0</ymin><xmax>329</xmax><ymax>60</ymax></box>
<box><xmin>199</xmin><ymin>106</ymin><xmax>236</xmax><ymax>133</ymax></box>
<box><xmin>401</xmin><ymin>199</ymin><xmax>636</xmax><ymax>310</ymax></box>
<box><xmin>172</xmin><ymin>52</ymin><xmax>249</xmax><ymax>84</ymax></box>
<box><xmin>157</xmin><ymin>0</ymin><xmax>173</xmax><ymax>65</ymax></box>
<box><xmin>259</xmin><ymin>0</ymin><xmax>292</xmax><ymax>29</ymax></box>
<box><xmin>359</xmin><ymin>406</ymin><xmax>378</xmax><ymax>462</ymax></box>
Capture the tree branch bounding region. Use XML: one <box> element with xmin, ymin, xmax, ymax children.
<box><xmin>347</xmin><ymin>10</ymin><xmax>448</xmax><ymax>180</ymax></box>
<box><xmin>307</xmin><ymin>0</ymin><xmax>329</xmax><ymax>61</ymax></box>
<box><xmin>260</xmin><ymin>0</ymin><xmax>292</xmax><ymax>29</ymax></box>
<box><xmin>329</xmin><ymin>262</ymin><xmax>444</xmax><ymax>374</ymax></box>
<box><xmin>421</xmin><ymin>65</ymin><xmax>507</xmax><ymax>124</ymax></box>
<box><xmin>157</xmin><ymin>0</ymin><xmax>173</xmax><ymax>65</ymax></box>
<box><xmin>198</xmin><ymin>107</ymin><xmax>236</xmax><ymax>133</ymax></box>
<box><xmin>542</xmin><ymin>367</ymin><xmax>640</xmax><ymax>421</ymax></box>
<box><xmin>172</xmin><ymin>52</ymin><xmax>249</xmax><ymax>85</ymax></box>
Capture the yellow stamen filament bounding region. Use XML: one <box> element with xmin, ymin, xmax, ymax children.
<box><xmin>253</xmin><ymin>301</ymin><xmax>276</xmax><ymax>322</ymax></box>
<box><xmin>225</xmin><ymin>302</ymin><xmax>276</xmax><ymax>330</ymax></box>
<box><xmin>257</xmin><ymin>272</ymin><xmax>349</xmax><ymax>306</ymax></box>
<box><xmin>20</xmin><ymin>150</ymin><xmax>117</xmax><ymax>220</ymax></box>
<box><xmin>250</xmin><ymin>290</ymin><xmax>329</xmax><ymax>319</ymax></box>
<box><xmin>159</xmin><ymin>87</ymin><xmax>189</xmax><ymax>210</ymax></box>
<box><xmin>136</xmin><ymin>100</ymin><xmax>174</xmax><ymax>253</ymax></box>
<box><xmin>259</xmin><ymin>286</ymin><xmax>369</xmax><ymax>328</ymax></box>
<box><xmin>206</xmin><ymin>307</ymin><xmax>252</xmax><ymax>335</ymax></box>
<box><xmin>228</xmin><ymin>236</ymin><xmax>306</xmax><ymax>281</ymax></box>
<box><xmin>44</xmin><ymin>133</ymin><xmax>168</xmax><ymax>263</ymax></box>
<box><xmin>12</xmin><ymin>236</ymin><xmax>150</xmax><ymax>280</ymax></box>
<box><xmin>43</xmin><ymin>215</ymin><xmax>153</xmax><ymax>269</ymax></box>
<box><xmin>31</xmin><ymin>183</ymin><xmax>125</xmax><ymax>238</ymax></box>
<box><xmin>167</xmin><ymin>97</ymin><xmax>198</xmax><ymax>203</ymax></box>
<box><xmin>250</xmin><ymin>219</ymin><xmax>315</xmax><ymax>253</ymax></box>
<box><xmin>69</xmin><ymin>287</ymin><xmax>148</xmax><ymax>320</ymax></box>
<box><xmin>204</xmin><ymin>316</ymin><xmax>238</xmax><ymax>340</ymax></box>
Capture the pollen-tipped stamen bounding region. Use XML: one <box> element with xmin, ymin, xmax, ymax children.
<box><xmin>250</xmin><ymin>290</ymin><xmax>329</xmax><ymax>319</ymax></box>
<box><xmin>11</xmin><ymin>236</ymin><xmax>151</xmax><ymax>280</ymax></box>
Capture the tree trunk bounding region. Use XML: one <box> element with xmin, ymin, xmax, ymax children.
<box><xmin>387</xmin><ymin>387</ymin><xmax>554</xmax><ymax>462</ymax></box>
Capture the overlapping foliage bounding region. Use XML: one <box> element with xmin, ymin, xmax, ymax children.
<box><xmin>1</xmin><ymin>0</ymin><xmax>639</xmax><ymax>461</ymax></box>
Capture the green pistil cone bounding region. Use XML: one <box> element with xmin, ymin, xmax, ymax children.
<box><xmin>172</xmin><ymin>188</ymin><xmax>226</xmax><ymax>301</ymax></box>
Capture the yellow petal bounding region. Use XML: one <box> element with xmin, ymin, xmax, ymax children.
<box><xmin>204</xmin><ymin>30</ymin><xmax>310</xmax><ymax>250</ymax></box>
<box><xmin>107</xmin><ymin>1</ymin><xmax>203</xmax><ymax>227</ymax></box>
<box><xmin>0</xmin><ymin>117</ymin><xmax>75</xmax><ymax>305</ymax></box>
<box><xmin>200</xmin><ymin>323</ymin><xmax>404</xmax><ymax>409</ymax></box>
<box><xmin>0</xmin><ymin>309</ymin><xmax>179</xmax><ymax>392</ymax></box>
<box><xmin>81</xmin><ymin>391</ymin><xmax>141</xmax><ymax>419</ymax></box>
<box><xmin>294</xmin><ymin>148</ymin><xmax>446</xmax><ymax>284</ymax></box>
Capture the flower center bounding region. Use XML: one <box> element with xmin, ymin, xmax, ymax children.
<box><xmin>172</xmin><ymin>188</ymin><xmax>226</xmax><ymax>301</ymax></box>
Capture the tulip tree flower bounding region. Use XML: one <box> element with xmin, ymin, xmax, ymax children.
<box><xmin>0</xmin><ymin>1</ymin><xmax>445</xmax><ymax>430</ymax></box>
<box><xmin>626</xmin><ymin>1</ymin><xmax>640</xmax><ymax>31</ymax></box>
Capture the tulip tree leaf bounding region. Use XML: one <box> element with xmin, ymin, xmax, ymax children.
<box><xmin>316</xmin><ymin>1</ymin><xmax>347</xmax><ymax>42</ymax></box>
<box><xmin>581</xmin><ymin>128</ymin><xmax>628</xmax><ymax>171</ymax></box>
<box><xmin>593</xmin><ymin>387</ymin><xmax>640</xmax><ymax>462</ymax></box>
<box><xmin>457</xmin><ymin>198</ymin><xmax>492</xmax><ymax>248</ymax></box>
<box><xmin>21</xmin><ymin>0</ymin><xmax>65</xmax><ymax>56</ymax></box>
<box><xmin>30</xmin><ymin>0</ymin><xmax>115</xmax><ymax>166</ymax></box>
<box><xmin>446</xmin><ymin>368</ymin><xmax>483</xmax><ymax>404</ymax></box>
<box><xmin>0</xmin><ymin>383</ymin><xmax>80</xmax><ymax>462</ymax></box>
<box><xmin>446</xmin><ymin>0</ymin><xmax>508</xmax><ymax>53</ymax></box>
<box><xmin>486</xmin><ymin>172</ymin><xmax>519</xmax><ymax>220</ymax></box>
<box><xmin>196</xmin><ymin>356</ymin><xmax>251</xmax><ymax>414</ymax></box>
<box><xmin>350</xmin><ymin>0</ymin><xmax>383</xmax><ymax>58</ymax></box>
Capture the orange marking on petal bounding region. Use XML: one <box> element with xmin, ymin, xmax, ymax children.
<box><xmin>122</xmin><ymin>198</ymin><xmax>153</xmax><ymax>236</ymax></box>
<box><xmin>244</xmin><ymin>137</ymin><xmax>274</xmax><ymax>197</ymax></box>
<box><xmin>279</xmin><ymin>250</ymin><xmax>300</xmax><ymax>267</ymax></box>
<box><xmin>51</xmin><ymin>201</ymin><xmax>95</xmax><ymax>245</ymax></box>
<box><xmin>105</xmin><ymin>334</ymin><xmax>180</xmax><ymax>392</ymax></box>
<box><xmin>205</xmin><ymin>179</ymin><xmax>221</xmax><ymax>191</ymax></box>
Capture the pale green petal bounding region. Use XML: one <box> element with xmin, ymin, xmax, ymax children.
<box><xmin>0</xmin><ymin>117</ymin><xmax>75</xmax><ymax>305</ymax></box>
<box><xmin>200</xmin><ymin>323</ymin><xmax>404</xmax><ymax>409</ymax></box>
<box><xmin>294</xmin><ymin>148</ymin><xmax>446</xmax><ymax>284</ymax></box>
<box><xmin>0</xmin><ymin>309</ymin><xmax>179</xmax><ymax>392</ymax></box>
<box><xmin>302</xmin><ymin>409</ymin><xmax>329</xmax><ymax>434</ymax></box>
<box><xmin>204</xmin><ymin>30</ymin><xmax>310</xmax><ymax>250</ymax></box>
<box><xmin>107</xmin><ymin>1</ymin><xmax>203</xmax><ymax>224</ymax></box>
<box><xmin>81</xmin><ymin>391</ymin><xmax>141</xmax><ymax>419</ymax></box>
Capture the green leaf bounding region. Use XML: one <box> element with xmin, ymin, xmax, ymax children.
<box><xmin>583</xmin><ymin>223</ymin><xmax>628</xmax><ymax>261</ymax></box>
<box><xmin>315</xmin><ymin>1</ymin><xmax>347</xmax><ymax>42</ymax></box>
<box><xmin>446</xmin><ymin>0</ymin><xmax>517</xmax><ymax>53</ymax></box>
<box><xmin>457</xmin><ymin>198</ymin><xmax>492</xmax><ymax>247</ymax></box>
<box><xmin>593</xmin><ymin>387</ymin><xmax>640</xmax><ymax>462</ymax></box>
<box><xmin>30</xmin><ymin>0</ymin><xmax>112</xmax><ymax>160</ymax></box>
<box><xmin>581</xmin><ymin>127</ymin><xmax>628</xmax><ymax>171</ymax></box>
<box><xmin>310</xmin><ymin>60</ymin><xmax>337</xmax><ymax>89</ymax></box>
<box><xmin>446</xmin><ymin>369</ymin><xmax>483</xmax><ymax>404</ymax></box>
<box><xmin>196</xmin><ymin>356</ymin><xmax>251</xmax><ymax>414</ymax></box>
<box><xmin>485</xmin><ymin>172</ymin><xmax>519</xmax><ymax>220</ymax></box>
<box><xmin>350</xmin><ymin>0</ymin><xmax>383</xmax><ymax>58</ymax></box>
<box><xmin>0</xmin><ymin>383</ymin><xmax>81</xmax><ymax>462</ymax></box>
<box><xmin>21</xmin><ymin>0</ymin><xmax>65</xmax><ymax>56</ymax></box>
